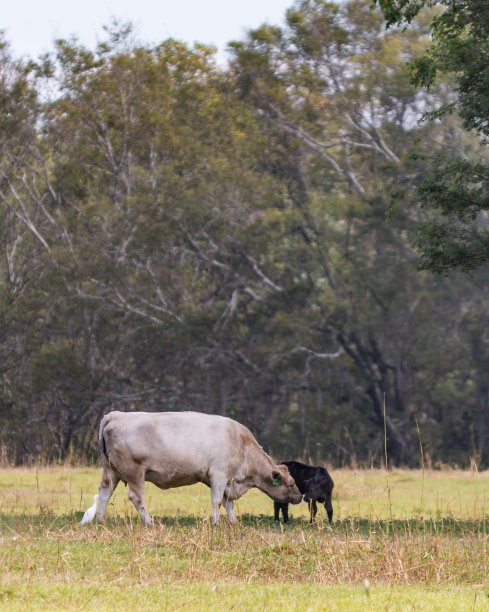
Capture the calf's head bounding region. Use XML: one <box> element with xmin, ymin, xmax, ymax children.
<box><xmin>304</xmin><ymin>475</ymin><xmax>334</xmax><ymax>523</ymax></box>
<box><xmin>270</xmin><ymin>464</ymin><xmax>302</xmax><ymax>504</ymax></box>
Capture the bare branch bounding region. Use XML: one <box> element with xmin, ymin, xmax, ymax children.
<box><xmin>243</xmin><ymin>253</ymin><xmax>284</xmax><ymax>293</ymax></box>
<box><xmin>274</xmin><ymin>346</ymin><xmax>344</xmax><ymax>362</ymax></box>
<box><xmin>344</xmin><ymin>112</ymin><xmax>400</xmax><ymax>163</ymax></box>
<box><xmin>0</xmin><ymin>182</ymin><xmax>52</xmax><ymax>253</ymax></box>
<box><xmin>267</xmin><ymin>102</ymin><xmax>366</xmax><ymax>197</ymax></box>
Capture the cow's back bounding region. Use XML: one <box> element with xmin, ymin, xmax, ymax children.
<box><xmin>101</xmin><ymin>411</ymin><xmax>253</xmax><ymax>488</ymax></box>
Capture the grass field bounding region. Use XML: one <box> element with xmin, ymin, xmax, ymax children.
<box><xmin>1</xmin><ymin>465</ymin><xmax>489</xmax><ymax>610</ymax></box>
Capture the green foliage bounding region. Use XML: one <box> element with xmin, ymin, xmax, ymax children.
<box><xmin>373</xmin><ymin>0</ymin><xmax>489</xmax><ymax>272</ymax></box>
<box><xmin>0</xmin><ymin>3</ymin><xmax>488</xmax><ymax>466</ymax></box>
<box><xmin>372</xmin><ymin>0</ymin><xmax>431</xmax><ymax>26</ymax></box>
<box><xmin>415</xmin><ymin>158</ymin><xmax>489</xmax><ymax>273</ymax></box>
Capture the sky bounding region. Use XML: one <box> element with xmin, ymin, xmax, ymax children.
<box><xmin>2</xmin><ymin>0</ymin><xmax>294</xmax><ymax>63</ymax></box>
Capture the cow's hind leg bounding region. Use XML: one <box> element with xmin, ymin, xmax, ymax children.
<box><xmin>126</xmin><ymin>471</ymin><xmax>153</xmax><ymax>525</ymax></box>
<box><xmin>97</xmin><ymin>463</ymin><xmax>121</xmax><ymax>522</ymax></box>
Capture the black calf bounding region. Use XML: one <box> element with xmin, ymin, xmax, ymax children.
<box><xmin>274</xmin><ymin>460</ymin><xmax>334</xmax><ymax>524</ymax></box>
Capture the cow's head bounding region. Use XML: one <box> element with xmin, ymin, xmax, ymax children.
<box><xmin>304</xmin><ymin>475</ymin><xmax>334</xmax><ymax>523</ymax></box>
<box><xmin>270</xmin><ymin>464</ymin><xmax>302</xmax><ymax>504</ymax></box>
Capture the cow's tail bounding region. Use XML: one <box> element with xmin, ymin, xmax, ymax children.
<box><xmin>98</xmin><ymin>413</ymin><xmax>111</xmax><ymax>471</ymax></box>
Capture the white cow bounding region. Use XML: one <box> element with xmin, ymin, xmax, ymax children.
<box><xmin>86</xmin><ymin>411</ymin><xmax>302</xmax><ymax>525</ymax></box>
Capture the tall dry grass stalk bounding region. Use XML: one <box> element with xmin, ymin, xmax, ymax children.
<box><xmin>1</xmin><ymin>514</ymin><xmax>488</xmax><ymax>587</ymax></box>
<box><xmin>383</xmin><ymin>394</ymin><xmax>393</xmax><ymax>526</ymax></box>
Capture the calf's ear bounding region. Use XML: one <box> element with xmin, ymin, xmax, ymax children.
<box><xmin>272</xmin><ymin>470</ymin><xmax>281</xmax><ymax>486</ymax></box>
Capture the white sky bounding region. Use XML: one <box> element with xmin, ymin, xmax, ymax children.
<box><xmin>2</xmin><ymin>0</ymin><xmax>294</xmax><ymax>63</ymax></box>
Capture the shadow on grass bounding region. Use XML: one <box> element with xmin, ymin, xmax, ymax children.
<box><xmin>1</xmin><ymin>511</ymin><xmax>488</xmax><ymax>537</ymax></box>
<box><xmin>332</xmin><ymin>515</ymin><xmax>489</xmax><ymax>537</ymax></box>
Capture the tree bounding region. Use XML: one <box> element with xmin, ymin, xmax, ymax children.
<box><xmin>228</xmin><ymin>0</ymin><xmax>463</xmax><ymax>463</ymax></box>
<box><xmin>1</xmin><ymin>9</ymin><xmax>488</xmax><ymax>466</ymax></box>
<box><xmin>0</xmin><ymin>26</ymin><xmax>298</xmax><ymax>460</ymax></box>
<box><xmin>372</xmin><ymin>0</ymin><xmax>489</xmax><ymax>273</ymax></box>
<box><xmin>0</xmin><ymin>34</ymin><xmax>50</xmax><ymax>460</ymax></box>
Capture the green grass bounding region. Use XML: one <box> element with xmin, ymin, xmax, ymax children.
<box><xmin>1</xmin><ymin>466</ymin><xmax>489</xmax><ymax>610</ymax></box>
<box><xmin>1</xmin><ymin>583</ymin><xmax>488</xmax><ymax>611</ymax></box>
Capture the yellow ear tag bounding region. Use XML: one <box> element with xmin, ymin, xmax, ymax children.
<box><xmin>273</xmin><ymin>478</ymin><xmax>280</xmax><ymax>486</ymax></box>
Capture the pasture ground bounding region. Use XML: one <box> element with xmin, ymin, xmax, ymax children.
<box><xmin>1</xmin><ymin>466</ymin><xmax>489</xmax><ymax>610</ymax></box>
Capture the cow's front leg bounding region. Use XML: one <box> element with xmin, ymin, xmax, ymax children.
<box><xmin>223</xmin><ymin>480</ymin><xmax>243</xmax><ymax>524</ymax></box>
<box><xmin>223</xmin><ymin>498</ymin><xmax>238</xmax><ymax>524</ymax></box>
<box><xmin>210</xmin><ymin>476</ymin><xmax>228</xmax><ymax>525</ymax></box>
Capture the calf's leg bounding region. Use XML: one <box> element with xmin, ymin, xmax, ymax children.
<box><xmin>274</xmin><ymin>502</ymin><xmax>289</xmax><ymax>522</ymax></box>
<box><xmin>308</xmin><ymin>499</ymin><xmax>318</xmax><ymax>523</ymax></box>
<box><xmin>325</xmin><ymin>499</ymin><xmax>333</xmax><ymax>523</ymax></box>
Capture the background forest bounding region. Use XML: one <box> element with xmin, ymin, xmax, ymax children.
<box><xmin>1</xmin><ymin>0</ymin><xmax>488</xmax><ymax>467</ymax></box>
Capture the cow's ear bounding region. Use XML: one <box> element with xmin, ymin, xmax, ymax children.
<box><xmin>272</xmin><ymin>470</ymin><xmax>281</xmax><ymax>486</ymax></box>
